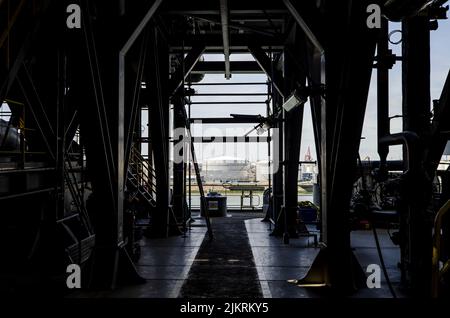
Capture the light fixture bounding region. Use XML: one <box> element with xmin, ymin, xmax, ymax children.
<box><xmin>256</xmin><ymin>126</ymin><xmax>266</xmax><ymax>135</ymax></box>
<box><xmin>282</xmin><ymin>91</ymin><xmax>307</xmax><ymax>112</ymax></box>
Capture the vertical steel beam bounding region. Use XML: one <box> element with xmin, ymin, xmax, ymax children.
<box><xmin>402</xmin><ymin>17</ymin><xmax>430</xmax><ymax>135</ymax></box>
<box><xmin>282</xmin><ymin>41</ymin><xmax>306</xmax><ymax>239</ymax></box>
<box><xmin>172</xmin><ymin>95</ymin><xmax>185</xmax><ymax>220</ymax></box>
<box><xmin>146</xmin><ymin>26</ymin><xmax>170</xmax><ymax>238</ymax></box>
<box><xmin>377</xmin><ymin>18</ymin><xmax>390</xmax><ymax>168</ymax></box>
<box><xmin>286</xmin><ymin>1</ymin><xmax>377</xmax><ymax>293</ymax></box>
<box><xmin>400</xmin><ymin>15</ymin><xmax>433</xmax><ymax>296</ymax></box>
<box><xmin>74</xmin><ymin>0</ymin><xmax>163</xmax><ymax>288</ymax></box>
<box><xmin>282</xmin><ymin>0</ymin><xmax>326</xmax><ymax>243</ymax></box>
<box><xmin>270</xmin><ymin>98</ymin><xmax>285</xmax><ymax>237</ymax></box>
<box><xmin>219</xmin><ymin>0</ymin><xmax>231</xmax><ymax>79</ymax></box>
<box><xmin>119</xmin><ymin>0</ymin><xmax>163</xmax><ymax>239</ymax></box>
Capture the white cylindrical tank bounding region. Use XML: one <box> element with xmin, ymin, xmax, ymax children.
<box><xmin>255</xmin><ymin>161</ymin><xmax>270</xmax><ymax>183</ymax></box>
<box><xmin>204</xmin><ymin>156</ymin><xmax>250</xmax><ymax>183</ymax></box>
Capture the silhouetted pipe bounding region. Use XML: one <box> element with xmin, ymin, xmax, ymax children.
<box><xmin>384</xmin><ymin>0</ymin><xmax>430</xmax><ymax>21</ymax></box>
<box><xmin>379</xmin><ymin>131</ymin><xmax>420</xmax><ymax>173</ymax></box>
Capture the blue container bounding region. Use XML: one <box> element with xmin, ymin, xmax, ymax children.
<box><xmin>298</xmin><ymin>207</ymin><xmax>317</xmax><ymax>223</ymax></box>
<box><xmin>201</xmin><ymin>192</ymin><xmax>227</xmax><ymax>217</ymax></box>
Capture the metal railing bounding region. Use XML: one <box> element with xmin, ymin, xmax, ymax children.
<box><xmin>0</xmin><ymin>100</ymin><xmax>50</xmax><ymax>168</ymax></box>
<box><xmin>128</xmin><ymin>144</ymin><xmax>157</xmax><ymax>207</ymax></box>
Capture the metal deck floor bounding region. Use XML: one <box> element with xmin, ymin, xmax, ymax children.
<box><xmin>70</xmin><ymin>212</ymin><xmax>404</xmax><ymax>298</ymax></box>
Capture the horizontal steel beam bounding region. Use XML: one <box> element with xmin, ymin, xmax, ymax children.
<box><xmin>169</xmin><ymin>34</ymin><xmax>283</xmax><ymax>51</ymax></box>
<box><xmin>138</xmin><ymin>136</ymin><xmax>270</xmax><ymax>143</ymax></box>
<box><xmin>191</xmin><ymin>61</ymin><xmax>263</xmax><ymax>74</ymax></box>
<box><xmin>0</xmin><ymin>167</ymin><xmax>55</xmax><ymax>175</ymax></box>
<box><xmin>188</xmin><ymin>101</ymin><xmax>267</xmax><ymax>105</ymax></box>
<box><xmin>188</xmin><ymin>82</ymin><xmax>268</xmax><ymax>86</ymax></box>
<box><xmin>166</xmin><ymin>9</ymin><xmax>288</xmax><ymax>15</ymax></box>
<box><xmin>187</xmin><ymin>93</ymin><xmax>267</xmax><ymax>96</ymax></box>
<box><xmin>189</xmin><ymin>117</ymin><xmax>262</xmax><ymax>124</ymax></box>
<box><xmin>0</xmin><ymin>187</ymin><xmax>56</xmax><ymax>201</ymax></box>
<box><xmin>189</xmin><ymin>136</ymin><xmax>270</xmax><ymax>143</ymax></box>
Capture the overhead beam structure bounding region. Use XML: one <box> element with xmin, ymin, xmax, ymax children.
<box><xmin>169</xmin><ymin>45</ymin><xmax>206</xmax><ymax>96</ymax></box>
<box><xmin>189</xmin><ymin>136</ymin><xmax>271</xmax><ymax>143</ymax></box>
<box><xmin>248</xmin><ymin>45</ymin><xmax>285</xmax><ymax>98</ymax></box>
<box><xmin>169</xmin><ymin>34</ymin><xmax>283</xmax><ymax>52</ymax></box>
<box><xmin>188</xmin><ymin>117</ymin><xmax>263</xmax><ymax>124</ymax></box>
<box><xmin>191</xmin><ymin>61</ymin><xmax>263</xmax><ymax>74</ymax></box>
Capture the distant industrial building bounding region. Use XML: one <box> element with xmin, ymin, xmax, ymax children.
<box><xmin>204</xmin><ymin>156</ymin><xmax>252</xmax><ymax>183</ymax></box>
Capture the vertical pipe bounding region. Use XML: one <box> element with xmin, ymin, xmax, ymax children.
<box><xmin>19</xmin><ymin>106</ymin><xmax>25</xmax><ymax>169</ymax></box>
<box><xmin>219</xmin><ymin>0</ymin><xmax>231</xmax><ymax>79</ymax></box>
<box><xmin>401</xmin><ymin>15</ymin><xmax>432</xmax><ymax>296</ymax></box>
<box><xmin>377</xmin><ymin>18</ymin><xmax>389</xmax><ymax>169</ymax></box>
<box><xmin>173</xmin><ymin>96</ymin><xmax>185</xmax><ymax>220</ymax></box>
<box><xmin>267</xmin><ymin>80</ymin><xmax>271</xmax><ymax>197</ymax></box>
<box><xmin>56</xmin><ymin>49</ymin><xmax>65</xmax><ymax>221</ymax></box>
<box><xmin>188</xmin><ymin>90</ymin><xmax>192</xmax><ymax>222</ymax></box>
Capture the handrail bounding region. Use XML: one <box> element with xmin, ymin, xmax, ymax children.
<box><xmin>128</xmin><ymin>144</ymin><xmax>157</xmax><ymax>203</ymax></box>
<box><xmin>129</xmin><ymin>153</ymin><xmax>156</xmax><ymax>183</ymax></box>
<box><xmin>432</xmin><ymin>199</ymin><xmax>450</xmax><ymax>297</ymax></box>
<box><xmin>129</xmin><ymin>159</ymin><xmax>156</xmax><ymax>179</ymax></box>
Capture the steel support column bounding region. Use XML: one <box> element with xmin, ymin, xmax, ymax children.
<box><xmin>270</xmin><ymin>62</ymin><xmax>284</xmax><ymax>234</ymax></box>
<box><xmin>273</xmin><ymin>26</ymin><xmax>306</xmax><ymax>238</ymax></box>
<box><xmin>172</xmin><ymin>95</ymin><xmax>186</xmax><ymax>220</ymax></box>
<box><xmin>377</xmin><ymin>18</ymin><xmax>390</xmax><ymax>170</ymax></box>
<box><xmin>219</xmin><ymin>0</ymin><xmax>231</xmax><ymax>79</ymax></box>
<box><xmin>281</xmin><ymin>66</ymin><xmax>304</xmax><ymax>239</ymax></box>
<box><xmin>288</xmin><ymin>0</ymin><xmax>377</xmax><ymax>293</ymax></box>
<box><xmin>145</xmin><ymin>26</ymin><xmax>170</xmax><ymax>238</ymax></box>
<box><xmin>400</xmin><ymin>15</ymin><xmax>433</xmax><ymax>295</ymax></box>
<box><xmin>73</xmin><ymin>1</ymin><xmax>122</xmax><ymax>288</ymax></box>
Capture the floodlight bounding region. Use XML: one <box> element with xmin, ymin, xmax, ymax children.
<box><xmin>282</xmin><ymin>92</ymin><xmax>307</xmax><ymax>112</ymax></box>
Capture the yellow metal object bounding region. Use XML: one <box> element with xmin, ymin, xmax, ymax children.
<box><xmin>4</xmin><ymin>99</ymin><xmax>24</xmax><ymax>106</ymax></box>
<box><xmin>431</xmin><ymin>199</ymin><xmax>450</xmax><ymax>298</ymax></box>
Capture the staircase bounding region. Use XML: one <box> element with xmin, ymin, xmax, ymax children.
<box><xmin>127</xmin><ymin>144</ymin><xmax>157</xmax><ymax>208</ymax></box>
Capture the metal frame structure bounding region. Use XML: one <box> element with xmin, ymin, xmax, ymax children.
<box><xmin>0</xmin><ymin>0</ymin><xmax>449</xmax><ymax>297</ymax></box>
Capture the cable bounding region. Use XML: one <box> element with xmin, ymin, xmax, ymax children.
<box><xmin>357</xmin><ymin>154</ymin><xmax>397</xmax><ymax>298</ymax></box>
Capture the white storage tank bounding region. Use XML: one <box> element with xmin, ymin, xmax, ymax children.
<box><xmin>204</xmin><ymin>156</ymin><xmax>250</xmax><ymax>183</ymax></box>
<box><xmin>255</xmin><ymin>160</ymin><xmax>271</xmax><ymax>183</ymax></box>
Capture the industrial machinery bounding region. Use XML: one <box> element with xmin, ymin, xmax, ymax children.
<box><xmin>0</xmin><ymin>0</ymin><xmax>449</xmax><ymax>299</ymax></box>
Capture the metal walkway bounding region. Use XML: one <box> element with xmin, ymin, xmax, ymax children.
<box><xmin>179</xmin><ymin>213</ymin><xmax>263</xmax><ymax>298</ymax></box>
